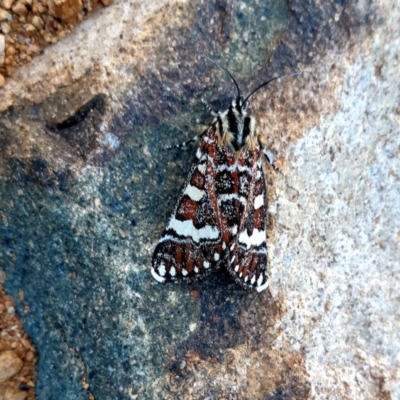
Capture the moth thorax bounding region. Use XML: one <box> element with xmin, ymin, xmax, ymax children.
<box><xmin>217</xmin><ymin>99</ymin><xmax>258</xmax><ymax>151</ymax></box>
<box><xmin>244</xmin><ymin>116</ymin><xmax>257</xmax><ymax>150</ymax></box>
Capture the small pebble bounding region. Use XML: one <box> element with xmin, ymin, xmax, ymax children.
<box><xmin>0</xmin><ymin>21</ymin><xmax>11</xmax><ymax>34</ymax></box>
<box><xmin>0</xmin><ymin>350</ymin><xmax>23</xmax><ymax>383</ymax></box>
<box><xmin>21</xmin><ymin>338</ymin><xmax>31</xmax><ymax>349</ymax></box>
<box><xmin>3</xmin><ymin>387</ymin><xmax>28</xmax><ymax>400</ymax></box>
<box><xmin>0</xmin><ymin>9</ymin><xmax>10</xmax><ymax>22</ymax></box>
<box><xmin>23</xmin><ymin>23</ymin><xmax>36</xmax><ymax>32</ymax></box>
<box><xmin>31</xmin><ymin>15</ymin><xmax>44</xmax><ymax>29</ymax></box>
<box><xmin>12</xmin><ymin>2</ymin><xmax>28</xmax><ymax>16</ymax></box>
<box><xmin>25</xmin><ymin>351</ymin><xmax>34</xmax><ymax>362</ymax></box>
<box><xmin>189</xmin><ymin>323</ymin><xmax>197</xmax><ymax>332</ymax></box>
<box><xmin>0</xmin><ymin>34</ymin><xmax>4</xmax><ymax>64</ymax></box>
<box><xmin>0</xmin><ymin>0</ymin><xmax>14</xmax><ymax>10</ymax></box>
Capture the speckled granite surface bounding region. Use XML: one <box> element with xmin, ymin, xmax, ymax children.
<box><xmin>0</xmin><ymin>0</ymin><xmax>399</xmax><ymax>399</ymax></box>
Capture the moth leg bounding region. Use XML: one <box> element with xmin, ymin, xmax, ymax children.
<box><xmin>165</xmin><ymin>135</ymin><xmax>198</xmax><ymax>150</ymax></box>
<box><xmin>201</xmin><ymin>98</ymin><xmax>218</xmax><ymax>117</ymax></box>
<box><xmin>261</xmin><ymin>147</ymin><xmax>282</xmax><ymax>173</ymax></box>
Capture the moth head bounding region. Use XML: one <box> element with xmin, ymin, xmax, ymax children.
<box><xmin>203</xmin><ymin>56</ymin><xmax>301</xmax><ymax>151</ymax></box>
<box><xmin>203</xmin><ymin>55</ymin><xmax>300</xmax><ymax>112</ymax></box>
<box><xmin>236</xmin><ymin>97</ymin><xmax>250</xmax><ymax>114</ymax></box>
<box><xmin>238</xmin><ymin>97</ymin><xmax>250</xmax><ymax>115</ymax></box>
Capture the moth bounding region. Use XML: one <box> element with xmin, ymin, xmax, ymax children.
<box><xmin>152</xmin><ymin>59</ymin><xmax>297</xmax><ymax>292</ymax></box>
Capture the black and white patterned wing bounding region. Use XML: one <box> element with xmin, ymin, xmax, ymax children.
<box><xmin>227</xmin><ymin>147</ymin><xmax>269</xmax><ymax>292</ymax></box>
<box><xmin>151</xmin><ymin>126</ymin><xmax>224</xmax><ymax>283</ymax></box>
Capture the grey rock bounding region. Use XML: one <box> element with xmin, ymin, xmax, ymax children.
<box><xmin>0</xmin><ymin>0</ymin><xmax>399</xmax><ymax>399</ymax></box>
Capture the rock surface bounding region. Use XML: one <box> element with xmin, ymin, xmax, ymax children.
<box><xmin>0</xmin><ymin>350</ymin><xmax>23</xmax><ymax>383</ymax></box>
<box><xmin>0</xmin><ymin>284</ymin><xmax>36</xmax><ymax>400</ymax></box>
<box><xmin>0</xmin><ymin>0</ymin><xmax>113</xmax><ymax>80</ymax></box>
<box><xmin>0</xmin><ymin>0</ymin><xmax>399</xmax><ymax>399</ymax></box>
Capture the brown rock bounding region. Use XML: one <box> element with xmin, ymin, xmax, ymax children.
<box><xmin>0</xmin><ymin>9</ymin><xmax>11</xmax><ymax>21</ymax></box>
<box><xmin>23</xmin><ymin>23</ymin><xmax>36</xmax><ymax>32</ymax></box>
<box><xmin>20</xmin><ymin>338</ymin><xmax>31</xmax><ymax>350</ymax></box>
<box><xmin>4</xmin><ymin>299</ymin><xmax>13</xmax><ymax>309</ymax></box>
<box><xmin>35</xmin><ymin>3</ymin><xmax>47</xmax><ymax>14</ymax></box>
<box><xmin>31</xmin><ymin>15</ymin><xmax>44</xmax><ymax>29</ymax></box>
<box><xmin>49</xmin><ymin>0</ymin><xmax>83</xmax><ymax>23</ymax></box>
<box><xmin>0</xmin><ymin>350</ymin><xmax>23</xmax><ymax>383</ymax></box>
<box><xmin>24</xmin><ymin>351</ymin><xmax>34</xmax><ymax>362</ymax></box>
<box><xmin>0</xmin><ymin>21</ymin><xmax>11</xmax><ymax>34</ymax></box>
<box><xmin>5</xmin><ymin>44</ymin><xmax>14</xmax><ymax>55</ymax></box>
<box><xmin>1</xmin><ymin>386</ymin><xmax>28</xmax><ymax>400</ymax></box>
<box><xmin>0</xmin><ymin>0</ymin><xmax>13</xmax><ymax>10</ymax></box>
<box><xmin>11</xmin><ymin>2</ymin><xmax>28</xmax><ymax>16</ymax></box>
<box><xmin>0</xmin><ymin>34</ymin><xmax>4</xmax><ymax>65</ymax></box>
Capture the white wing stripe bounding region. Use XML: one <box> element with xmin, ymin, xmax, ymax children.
<box><xmin>167</xmin><ymin>218</ymin><xmax>219</xmax><ymax>243</ymax></box>
<box><xmin>238</xmin><ymin>229</ymin><xmax>265</xmax><ymax>249</ymax></box>
<box><xmin>254</xmin><ymin>194</ymin><xmax>264</xmax><ymax>210</ymax></box>
<box><xmin>184</xmin><ymin>184</ymin><xmax>204</xmax><ymax>201</ymax></box>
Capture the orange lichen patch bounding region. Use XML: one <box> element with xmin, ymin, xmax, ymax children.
<box><xmin>0</xmin><ymin>281</ymin><xmax>37</xmax><ymax>400</ymax></box>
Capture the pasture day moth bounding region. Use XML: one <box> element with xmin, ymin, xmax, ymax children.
<box><xmin>152</xmin><ymin>58</ymin><xmax>297</xmax><ymax>292</ymax></box>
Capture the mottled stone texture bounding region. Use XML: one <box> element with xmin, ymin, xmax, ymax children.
<box><xmin>49</xmin><ymin>0</ymin><xmax>83</xmax><ymax>23</ymax></box>
<box><xmin>0</xmin><ymin>0</ymin><xmax>399</xmax><ymax>399</ymax></box>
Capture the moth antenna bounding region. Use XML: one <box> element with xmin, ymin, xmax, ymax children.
<box><xmin>202</xmin><ymin>56</ymin><xmax>241</xmax><ymax>101</ymax></box>
<box><xmin>243</xmin><ymin>71</ymin><xmax>302</xmax><ymax>105</ymax></box>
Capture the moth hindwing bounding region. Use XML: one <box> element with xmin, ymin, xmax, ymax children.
<box><xmin>152</xmin><ymin>92</ymin><xmax>270</xmax><ymax>292</ymax></box>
